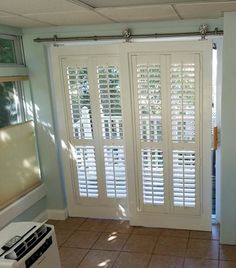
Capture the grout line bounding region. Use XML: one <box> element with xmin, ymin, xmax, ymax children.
<box><xmin>182</xmin><ymin>229</ymin><xmax>191</xmax><ymax>268</ymax></box>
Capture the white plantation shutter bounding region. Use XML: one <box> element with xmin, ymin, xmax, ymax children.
<box><xmin>142</xmin><ymin>149</ymin><xmax>164</xmax><ymax>205</ymax></box>
<box><xmin>66</xmin><ymin>66</ymin><xmax>93</xmax><ymax>139</ymax></box>
<box><xmin>137</xmin><ymin>63</ymin><xmax>162</xmax><ymax>142</ymax></box>
<box><xmin>76</xmin><ymin>146</ymin><xmax>98</xmax><ymax>198</ymax></box>
<box><xmin>104</xmin><ymin>146</ymin><xmax>126</xmax><ymax>198</ymax></box>
<box><xmin>96</xmin><ymin>60</ymin><xmax>127</xmax><ymax>199</ymax></box>
<box><xmin>172</xmin><ymin>150</ymin><xmax>196</xmax><ymax>207</ymax></box>
<box><xmin>131</xmin><ymin>55</ymin><xmax>167</xmax><ymax>212</ymax></box>
<box><xmin>97</xmin><ymin>65</ymin><xmax>123</xmax><ymax>139</ymax></box>
<box><xmin>170</xmin><ymin>63</ymin><xmax>195</xmax><ymax>142</ymax></box>
<box><xmin>63</xmin><ymin>59</ymin><xmax>99</xmax><ymax>203</ymax></box>
<box><xmin>169</xmin><ymin>54</ymin><xmax>200</xmax><ymax>214</ymax></box>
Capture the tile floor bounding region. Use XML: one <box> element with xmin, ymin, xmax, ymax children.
<box><xmin>47</xmin><ymin>218</ymin><xmax>236</xmax><ymax>268</ymax></box>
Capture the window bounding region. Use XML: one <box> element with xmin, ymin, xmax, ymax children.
<box><xmin>0</xmin><ymin>34</ymin><xmax>23</xmax><ymax>64</ymax></box>
<box><xmin>0</xmin><ymin>34</ymin><xmax>27</xmax><ymax>129</ymax></box>
<box><xmin>0</xmin><ymin>81</ymin><xmax>25</xmax><ymax>128</ymax></box>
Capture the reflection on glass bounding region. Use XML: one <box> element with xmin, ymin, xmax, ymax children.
<box><xmin>0</xmin><ymin>38</ymin><xmax>16</xmax><ymax>64</ymax></box>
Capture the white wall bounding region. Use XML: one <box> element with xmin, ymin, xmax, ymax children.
<box><xmin>220</xmin><ymin>11</ymin><xmax>236</xmax><ymax>245</ymax></box>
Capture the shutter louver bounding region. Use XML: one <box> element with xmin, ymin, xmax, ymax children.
<box><xmin>97</xmin><ymin>65</ymin><xmax>123</xmax><ymax>139</ymax></box>
<box><xmin>104</xmin><ymin>146</ymin><xmax>127</xmax><ymax>198</ymax></box>
<box><xmin>76</xmin><ymin>146</ymin><xmax>98</xmax><ymax>198</ymax></box>
<box><xmin>173</xmin><ymin>150</ymin><xmax>196</xmax><ymax>208</ymax></box>
<box><xmin>137</xmin><ymin>64</ymin><xmax>162</xmax><ymax>142</ymax></box>
<box><xmin>170</xmin><ymin>63</ymin><xmax>195</xmax><ymax>142</ymax></box>
<box><xmin>67</xmin><ymin>66</ymin><xmax>93</xmax><ymax>139</ymax></box>
<box><xmin>142</xmin><ymin>149</ymin><xmax>164</xmax><ymax>205</ymax></box>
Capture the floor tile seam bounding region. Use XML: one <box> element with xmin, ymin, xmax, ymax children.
<box><xmin>144</xmin><ymin>253</ymin><xmax>153</xmax><ymax>268</ymax></box>
<box><xmin>75</xmin><ymin>248</ymin><xmax>90</xmax><ymax>268</ymax></box>
<box><xmin>59</xmin><ymin>226</ymin><xmax>83</xmax><ymax>247</ymax></box>
<box><xmin>150</xmin><ymin>234</ymin><xmax>160</xmax><ymax>255</ymax></box>
<box><xmin>89</xmin><ymin>231</ymin><xmax>104</xmax><ymax>250</ymax></box>
<box><xmin>120</xmin><ymin>229</ymin><xmax>135</xmax><ymax>251</ymax></box>
<box><xmin>110</xmin><ymin>250</ymin><xmax>123</xmax><ymax>268</ymax></box>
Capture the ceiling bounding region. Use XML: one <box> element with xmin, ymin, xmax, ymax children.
<box><xmin>0</xmin><ymin>0</ymin><xmax>235</xmax><ymax>28</ymax></box>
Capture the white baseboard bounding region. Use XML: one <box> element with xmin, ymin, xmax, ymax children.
<box><xmin>47</xmin><ymin>209</ymin><xmax>68</xmax><ymax>220</ymax></box>
<box><xmin>33</xmin><ymin>210</ymin><xmax>48</xmax><ymax>223</ymax></box>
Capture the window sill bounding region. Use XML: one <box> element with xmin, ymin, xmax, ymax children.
<box><xmin>0</xmin><ymin>183</ymin><xmax>46</xmax><ymax>229</ymax></box>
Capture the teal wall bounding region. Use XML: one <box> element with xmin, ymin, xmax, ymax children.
<box><xmin>13</xmin><ymin>197</ymin><xmax>47</xmax><ymax>222</ymax></box>
<box><xmin>220</xmin><ymin>12</ymin><xmax>236</xmax><ymax>245</ymax></box>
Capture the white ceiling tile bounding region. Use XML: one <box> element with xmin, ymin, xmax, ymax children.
<box><xmin>0</xmin><ymin>11</ymin><xmax>10</xmax><ymax>17</ymax></box>
<box><xmin>0</xmin><ymin>0</ymin><xmax>86</xmax><ymax>15</ymax></box>
<box><xmin>0</xmin><ymin>15</ymin><xmax>52</xmax><ymax>28</ymax></box>
<box><xmin>25</xmin><ymin>11</ymin><xmax>111</xmax><ymax>26</ymax></box>
<box><xmin>97</xmin><ymin>5</ymin><xmax>179</xmax><ymax>22</ymax></box>
<box><xmin>176</xmin><ymin>1</ymin><xmax>236</xmax><ymax>19</ymax></box>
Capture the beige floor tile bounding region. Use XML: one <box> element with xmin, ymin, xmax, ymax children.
<box><xmin>79</xmin><ymin>218</ymin><xmax>111</xmax><ymax>232</ymax></box>
<box><xmin>154</xmin><ymin>236</ymin><xmax>188</xmax><ymax>256</ymax></box>
<box><xmin>64</xmin><ymin>230</ymin><xmax>101</xmax><ymax>248</ymax></box>
<box><xmin>219</xmin><ymin>261</ymin><xmax>236</xmax><ymax>268</ymax></box>
<box><xmin>133</xmin><ymin>227</ymin><xmax>163</xmax><ymax>236</ymax></box>
<box><xmin>105</xmin><ymin>220</ymin><xmax>133</xmax><ymax>234</ymax></box>
<box><xmin>148</xmin><ymin>255</ymin><xmax>184</xmax><ymax>268</ymax></box>
<box><xmin>220</xmin><ymin>245</ymin><xmax>236</xmax><ymax>261</ymax></box>
<box><xmin>190</xmin><ymin>231</ymin><xmax>212</xmax><ymax>240</ymax></box>
<box><xmin>186</xmin><ymin>239</ymin><xmax>219</xmax><ymax>259</ymax></box>
<box><xmin>46</xmin><ymin>220</ymin><xmax>59</xmax><ymax>226</ymax></box>
<box><xmin>59</xmin><ymin>247</ymin><xmax>88</xmax><ymax>268</ymax></box>
<box><xmin>78</xmin><ymin>250</ymin><xmax>119</xmax><ymax>268</ymax></box>
<box><xmin>55</xmin><ymin>228</ymin><xmax>75</xmax><ymax>246</ymax></box>
<box><xmin>161</xmin><ymin>229</ymin><xmax>190</xmax><ymax>238</ymax></box>
<box><xmin>122</xmin><ymin>234</ymin><xmax>157</xmax><ymax>253</ymax></box>
<box><xmin>92</xmin><ymin>232</ymin><xmax>129</xmax><ymax>251</ymax></box>
<box><xmin>56</xmin><ymin>217</ymin><xmax>86</xmax><ymax>230</ymax></box>
<box><xmin>113</xmin><ymin>252</ymin><xmax>151</xmax><ymax>268</ymax></box>
<box><xmin>184</xmin><ymin>258</ymin><xmax>218</xmax><ymax>268</ymax></box>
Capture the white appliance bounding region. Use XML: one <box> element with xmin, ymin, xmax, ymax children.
<box><xmin>0</xmin><ymin>222</ymin><xmax>61</xmax><ymax>268</ymax></box>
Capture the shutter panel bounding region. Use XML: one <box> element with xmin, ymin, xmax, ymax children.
<box><xmin>142</xmin><ymin>149</ymin><xmax>164</xmax><ymax>205</ymax></box>
<box><xmin>132</xmin><ymin>55</ymin><xmax>167</xmax><ymax>213</ymax></box>
<box><xmin>170</xmin><ymin>63</ymin><xmax>195</xmax><ymax>142</ymax></box>
<box><xmin>66</xmin><ymin>66</ymin><xmax>93</xmax><ymax>139</ymax></box>
<box><xmin>104</xmin><ymin>146</ymin><xmax>126</xmax><ymax>198</ymax></box>
<box><xmin>64</xmin><ymin>60</ymin><xmax>99</xmax><ymax>201</ymax></box>
<box><xmin>96</xmin><ymin>61</ymin><xmax>127</xmax><ymax>199</ymax></box>
<box><xmin>97</xmin><ymin>65</ymin><xmax>123</xmax><ymax>140</ymax></box>
<box><xmin>137</xmin><ymin>63</ymin><xmax>162</xmax><ymax>142</ymax></box>
<box><xmin>76</xmin><ymin>146</ymin><xmax>98</xmax><ymax>198</ymax></box>
<box><xmin>173</xmin><ymin>150</ymin><xmax>196</xmax><ymax>208</ymax></box>
<box><xmin>169</xmin><ymin>55</ymin><xmax>200</xmax><ymax>215</ymax></box>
